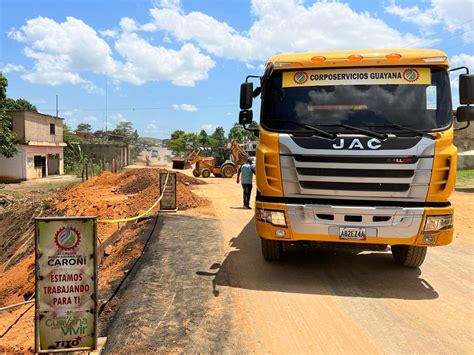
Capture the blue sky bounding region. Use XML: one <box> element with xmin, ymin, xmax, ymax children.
<box><xmin>1</xmin><ymin>0</ymin><xmax>473</xmax><ymax>138</ymax></box>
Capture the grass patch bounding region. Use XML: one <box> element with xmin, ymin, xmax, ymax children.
<box><xmin>456</xmin><ymin>169</ymin><xmax>474</xmax><ymax>188</ymax></box>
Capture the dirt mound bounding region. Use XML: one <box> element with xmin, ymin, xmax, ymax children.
<box><xmin>0</xmin><ymin>168</ymin><xmax>209</xmax><ymax>351</ymax></box>
<box><xmin>118</xmin><ymin>168</ymin><xmax>204</xmax><ymax>195</ymax></box>
<box><xmin>52</xmin><ymin>169</ymin><xmax>206</xmax><ymax>217</ymax></box>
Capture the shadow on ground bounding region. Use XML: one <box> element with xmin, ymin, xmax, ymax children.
<box><xmin>455</xmin><ymin>187</ymin><xmax>474</xmax><ymax>193</ymax></box>
<box><xmin>198</xmin><ymin>220</ymin><xmax>438</xmax><ymax>301</ymax></box>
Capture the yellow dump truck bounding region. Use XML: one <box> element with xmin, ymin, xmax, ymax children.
<box><xmin>239</xmin><ymin>49</ymin><xmax>474</xmax><ymax>267</ymax></box>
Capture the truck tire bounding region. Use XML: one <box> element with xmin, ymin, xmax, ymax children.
<box><xmin>391</xmin><ymin>245</ymin><xmax>427</xmax><ymax>267</ymax></box>
<box><xmin>192</xmin><ymin>169</ymin><xmax>201</xmax><ymax>177</ymax></box>
<box><xmin>221</xmin><ymin>164</ymin><xmax>235</xmax><ymax>178</ymax></box>
<box><xmin>261</xmin><ymin>238</ymin><xmax>282</xmax><ymax>261</ymax></box>
<box><xmin>201</xmin><ymin>169</ymin><xmax>211</xmax><ymax>178</ymax></box>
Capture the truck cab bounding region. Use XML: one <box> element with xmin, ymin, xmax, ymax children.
<box><xmin>239</xmin><ymin>49</ymin><xmax>474</xmax><ymax>267</ymax></box>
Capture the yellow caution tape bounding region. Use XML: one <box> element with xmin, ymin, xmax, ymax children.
<box><xmin>98</xmin><ymin>172</ymin><xmax>170</xmax><ymax>224</ymax></box>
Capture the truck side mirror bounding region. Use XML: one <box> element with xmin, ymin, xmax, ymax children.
<box><xmin>240</xmin><ymin>82</ymin><xmax>253</xmax><ymax>110</ymax></box>
<box><xmin>459</xmin><ymin>74</ymin><xmax>474</xmax><ymax>105</ymax></box>
<box><xmin>456</xmin><ymin>106</ymin><xmax>474</xmax><ymax>122</ymax></box>
<box><xmin>253</xmin><ymin>86</ymin><xmax>262</xmax><ymax>97</ymax></box>
<box><xmin>239</xmin><ymin>109</ymin><xmax>253</xmax><ymax>125</ymax></box>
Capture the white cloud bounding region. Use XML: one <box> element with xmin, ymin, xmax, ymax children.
<box><xmin>201</xmin><ymin>123</ymin><xmax>217</xmax><ymax>133</ymax></box>
<box><xmin>61</xmin><ymin>110</ymin><xmax>75</xmax><ymax>117</ymax></box>
<box><xmin>8</xmin><ymin>16</ymin><xmax>118</xmax><ymax>86</ymax></box>
<box><xmin>147</xmin><ymin>121</ymin><xmax>158</xmax><ymax>129</ymax></box>
<box><xmin>432</xmin><ymin>0</ymin><xmax>474</xmax><ymax>42</ymax></box>
<box><xmin>148</xmin><ymin>0</ymin><xmax>427</xmax><ymax>63</ymax></box>
<box><xmin>82</xmin><ymin>80</ymin><xmax>104</xmax><ymax>95</ymax></box>
<box><xmin>8</xmin><ymin>15</ymin><xmax>214</xmax><ymax>89</ymax></box>
<box><xmin>245</xmin><ymin>63</ymin><xmax>256</xmax><ymax>69</ymax></box>
<box><xmin>0</xmin><ymin>63</ymin><xmax>26</xmax><ymax>73</ymax></box>
<box><xmin>119</xmin><ymin>17</ymin><xmax>138</xmax><ymax>33</ymax></box>
<box><xmin>385</xmin><ymin>0</ymin><xmax>474</xmax><ymax>43</ymax></box>
<box><xmin>172</xmin><ymin>103</ymin><xmax>198</xmax><ymax>112</ymax></box>
<box><xmin>114</xmin><ymin>33</ymin><xmax>214</xmax><ymax>86</ymax></box>
<box><xmin>141</xmin><ymin>23</ymin><xmax>157</xmax><ymax>32</ymax></box>
<box><xmin>154</xmin><ymin>0</ymin><xmax>181</xmax><ymax>10</ymax></box>
<box><xmin>451</xmin><ymin>53</ymin><xmax>474</xmax><ymax>69</ymax></box>
<box><xmin>100</xmin><ymin>29</ymin><xmax>117</xmax><ymax>38</ymax></box>
<box><xmin>111</xmin><ymin>113</ymin><xmax>129</xmax><ymax>123</ymax></box>
<box><xmin>449</xmin><ymin>53</ymin><xmax>474</xmax><ymax>95</ymax></box>
<box><xmin>385</xmin><ymin>3</ymin><xmax>439</xmax><ymax>29</ymax></box>
<box><xmin>145</xmin><ymin>120</ymin><xmax>163</xmax><ymax>136</ymax></box>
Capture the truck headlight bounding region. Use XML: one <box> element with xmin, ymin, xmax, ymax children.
<box><xmin>256</xmin><ymin>208</ymin><xmax>287</xmax><ymax>227</ymax></box>
<box><xmin>423</xmin><ymin>215</ymin><xmax>453</xmax><ymax>232</ymax></box>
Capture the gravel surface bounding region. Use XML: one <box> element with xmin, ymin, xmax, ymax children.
<box><xmin>104</xmin><ymin>214</ymin><xmax>235</xmax><ymax>353</ymax></box>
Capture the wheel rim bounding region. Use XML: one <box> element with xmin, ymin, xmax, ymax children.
<box><xmin>223</xmin><ymin>166</ymin><xmax>233</xmax><ymax>177</ymax></box>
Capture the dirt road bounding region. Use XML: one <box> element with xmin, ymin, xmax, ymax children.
<box><xmin>190</xmin><ymin>177</ymin><xmax>474</xmax><ymax>353</ymax></box>
<box><xmin>105</xmin><ymin>173</ymin><xmax>474</xmax><ymax>353</ymax></box>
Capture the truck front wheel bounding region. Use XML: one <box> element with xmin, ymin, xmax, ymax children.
<box><xmin>391</xmin><ymin>245</ymin><xmax>427</xmax><ymax>268</ymax></box>
<box><xmin>261</xmin><ymin>238</ymin><xmax>282</xmax><ymax>261</ymax></box>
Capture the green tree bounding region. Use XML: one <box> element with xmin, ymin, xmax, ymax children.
<box><xmin>0</xmin><ymin>73</ymin><xmax>18</xmax><ymax>158</ymax></box>
<box><xmin>4</xmin><ymin>97</ymin><xmax>37</xmax><ymax>112</ymax></box>
<box><xmin>75</xmin><ymin>123</ymin><xmax>92</xmax><ymax>133</ymax></box>
<box><xmin>63</xmin><ymin>124</ymin><xmax>78</xmax><ymax>144</ymax></box>
<box><xmin>0</xmin><ymin>73</ymin><xmax>7</xmax><ymax>101</ymax></box>
<box><xmin>93</xmin><ymin>129</ymin><xmax>105</xmax><ymax>138</ymax></box>
<box><xmin>166</xmin><ymin>130</ymin><xmax>202</xmax><ymax>156</ymax></box>
<box><xmin>112</xmin><ymin>121</ymin><xmax>139</xmax><ymax>144</ymax></box>
<box><xmin>229</xmin><ymin>121</ymin><xmax>259</xmax><ymax>142</ymax></box>
<box><xmin>197</xmin><ymin>129</ymin><xmax>212</xmax><ymax>148</ymax></box>
<box><xmin>211</xmin><ymin>126</ymin><xmax>228</xmax><ymax>149</ymax></box>
<box><xmin>170</xmin><ymin>130</ymin><xmax>185</xmax><ymax>140</ymax></box>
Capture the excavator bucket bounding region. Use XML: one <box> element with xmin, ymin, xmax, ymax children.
<box><xmin>172</xmin><ymin>158</ymin><xmax>186</xmax><ymax>170</ymax></box>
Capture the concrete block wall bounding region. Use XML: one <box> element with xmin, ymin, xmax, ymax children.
<box><xmin>454</xmin><ymin>122</ymin><xmax>474</xmax><ymax>170</ymax></box>
<box><xmin>79</xmin><ymin>143</ymin><xmax>131</xmax><ymax>167</ymax></box>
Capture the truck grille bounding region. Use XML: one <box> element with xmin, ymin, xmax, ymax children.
<box><xmin>280</xmin><ymin>135</ymin><xmax>436</xmax><ymax>202</ymax></box>
<box><xmin>299</xmin><ymin>181</ymin><xmax>411</xmax><ymax>192</ymax></box>
<box><xmin>296</xmin><ymin>167</ymin><xmax>414</xmax><ymax>178</ymax></box>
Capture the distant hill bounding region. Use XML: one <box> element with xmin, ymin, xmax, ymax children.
<box><xmin>139</xmin><ymin>137</ymin><xmax>162</xmax><ymax>145</ymax></box>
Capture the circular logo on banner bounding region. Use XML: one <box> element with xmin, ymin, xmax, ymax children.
<box><xmin>54</xmin><ymin>227</ymin><xmax>81</xmax><ymax>251</ymax></box>
<box><xmin>293</xmin><ymin>71</ymin><xmax>308</xmax><ymax>84</ymax></box>
<box><xmin>402</xmin><ymin>68</ymin><xmax>419</xmax><ymax>82</ymax></box>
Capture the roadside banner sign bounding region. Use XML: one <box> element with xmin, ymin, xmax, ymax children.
<box><xmin>35</xmin><ymin>217</ymin><xmax>97</xmax><ymax>353</ymax></box>
<box><xmin>160</xmin><ymin>172</ymin><xmax>177</xmax><ymax>211</ymax></box>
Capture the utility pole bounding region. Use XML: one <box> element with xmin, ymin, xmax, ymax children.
<box><xmin>55</xmin><ymin>95</ymin><xmax>59</xmax><ymax>117</ymax></box>
<box><xmin>105</xmin><ymin>75</ymin><xmax>108</xmax><ymax>132</ymax></box>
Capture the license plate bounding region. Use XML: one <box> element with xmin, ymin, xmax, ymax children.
<box><xmin>339</xmin><ymin>227</ymin><xmax>366</xmax><ymax>240</ymax></box>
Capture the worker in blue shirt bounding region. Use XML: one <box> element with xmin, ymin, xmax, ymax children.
<box><xmin>236</xmin><ymin>157</ymin><xmax>256</xmax><ymax>209</ymax></box>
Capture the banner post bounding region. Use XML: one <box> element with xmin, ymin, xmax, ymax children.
<box><xmin>160</xmin><ymin>172</ymin><xmax>177</xmax><ymax>211</ymax></box>
<box><xmin>35</xmin><ymin>217</ymin><xmax>97</xmax><ymax>353</ymax></box>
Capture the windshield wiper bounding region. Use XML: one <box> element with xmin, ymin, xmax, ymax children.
<box><xmin>384</xmin><ymin>124</ymin><xmax>436</xmax><ymax>140</ymax></box>
<box><xmin>285</xmin><ymin>121</ymin><xmax>337</xmax><ymax>140</ymax></box>
<box><xmin>311</xmin><ymin>124</ymin><xmax>388</xmax><ymax>140</ymax></box>
<box><xmin>337</xmin><ymin>124</ymin><xmax>388</xmax><ymax>140</ymax></box>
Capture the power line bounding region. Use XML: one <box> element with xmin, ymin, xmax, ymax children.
<box><xmin>40</xmin><ymin>104</ymin><xmax>236</xmax><ymax>113</ymax></box>
<box><xmin>438</xmin><ymin>30</ymin><xmax>474</xmax><ymax>52</ymax></box>
<box><xmin>403</xmin><ymin>18</ymin><xmax>474</xmax><ymax>49</ymax></box>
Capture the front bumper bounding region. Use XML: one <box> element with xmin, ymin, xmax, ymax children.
<box><xmin>255</xmin><ymin>201</ymin><xmax>453</xmax><ymax>246</ymax></box>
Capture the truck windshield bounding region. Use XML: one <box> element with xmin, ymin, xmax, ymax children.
<box><xmin>261</xmin><ymin>67</ymin><xmax>452</xmax><ymax>133</ymax></box>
